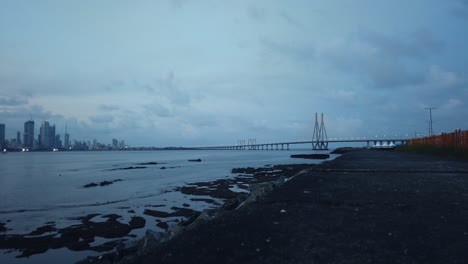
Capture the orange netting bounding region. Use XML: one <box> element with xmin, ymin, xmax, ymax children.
<box><xmin>409</xmin><ymin>129</ymin><xmax>468</xmax><ymax>150</ymax></box>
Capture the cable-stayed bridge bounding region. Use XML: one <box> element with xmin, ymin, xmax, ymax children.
<box><xmin>191</xmin><ymin>113</ymin><xmax>410</xmax><ymax>151</ymax></box>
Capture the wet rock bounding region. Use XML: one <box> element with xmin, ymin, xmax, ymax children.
<box><xmin>99</xmin><ymin>181</ymin><xmax>114</xmax><ymax>187</ymax></box>
<box><xmin>290</xmin><ymin>154</ymin><xmax>330</xmax><ymax>159</ymax></box>
<box><xmin>0</xmin><ymin>222</ymin><xmax>7</xmax><ymax>232</ymax></box>
<box><xmin>0</xmin><ymin>212</ymin><xmax>149</xmax><ymax>258</ymax></box>
<box><xmin>156</xmin><ymin>222</ymin><xmax>169</xmax><ymax>230</ymax></box>
<box><xmin>83</xmin><ymin>182</ymin><xmax>99</xmax><ymax>188</ymax></box>
<box><xmin>331</xmin><ymin>147</ymin><xmax>360</xmax><ymax>154</ymax></box>
<box><xmin>109</xmin><ymin>166</ymin><xmax>147</xmax><ymax>171</ymax></box>
<box><xmin>83</xmin><ymin>179</ymin><xmax>123</xmax><ymax>188</ymax></box>
<box><xmin>136</xmin><ymin>162</ymin><xmax>160</xmax><ymax>165</ymax></box>
<box><xmin>143</xmin><ymin>209</ymin><xmax>170</xmax><ymax>218</ymax></box>
<box><xmin>128</xmin><ymin>217</ymin><xmax>146</xmax><ymax>229</ymax></box>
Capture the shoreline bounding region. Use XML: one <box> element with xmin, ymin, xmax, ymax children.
<box><xmin>80</xmin><ymin>149</ymin><xmax>468</xmax><ymax>263</ymax></box>
<box><xmin>1</xmin><ymin>150</ymin><xmax>334</xmax><ymax>262</ymax></box>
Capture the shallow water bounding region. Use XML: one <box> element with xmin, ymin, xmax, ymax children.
<box><xmin>0</xmin><ymin>149</ymin><xmax>336</xmax><ymax>263</ymax></box>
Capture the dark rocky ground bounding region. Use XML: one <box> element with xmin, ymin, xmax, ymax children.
<box><xmin>80</xmin><ymin>149</ymin><xmax>468</xmax><ymax>264</ymax></box>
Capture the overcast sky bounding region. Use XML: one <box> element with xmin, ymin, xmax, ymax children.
<box><xmin>0</xmin><ymin>0</ymin><xmax>467</xmax><ymax>147</ymax></box>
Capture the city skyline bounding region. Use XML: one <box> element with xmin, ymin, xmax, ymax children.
<box><xmin>0</xmin><ymin>1</ymin><xmax>467</xmax><ymax>146</ymax></box>
<box><xmin>0</xmin><ymin>119</ymin><xmax>126</xmax><ymax>151</ymax></box>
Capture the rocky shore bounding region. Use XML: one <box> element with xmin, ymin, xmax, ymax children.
<box><xmin>0</xmin><ymin>157</ymin><xmax>314</xmax><ymax>261</ymax></box>
<box><xmin>79</xmin><ymin>149</ymin><xmax>468</xmax><ymax>264</ymax></box>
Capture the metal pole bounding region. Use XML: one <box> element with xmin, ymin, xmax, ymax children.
<box><xmin>425</xmin><ymin>107</ymin><xmax>436</xmax><ymax>136</ymax></box>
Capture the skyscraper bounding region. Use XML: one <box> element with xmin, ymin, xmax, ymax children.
<box><xmin>0</xmin><ymin>124</ymin><xmax>5</xmax><ymax>148</ymax></box>
<box><xmin>49</xmin><ymin>125</ymin><xmax>56</xmax><ymax>148</ymax></box>
<box><xmin>23</xmin><ymin>120</ymin><xmax>34</xmax><ymax>149</ymax></box>
<box><xmin>64</xmin><ymin>122</ymin><xmax>70</xmax><ymax>150</ymax></box>
<box><xmin>39</xmin><ymin>121</ymin><xmax>50</xmax><ymax>148</ymax></box>
<box><xmin>16</xmin><ymin>131</ymin><xmax>21</xmax><ymax>146</ymax></box>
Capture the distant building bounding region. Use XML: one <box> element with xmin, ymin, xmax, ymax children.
<box><xmin>55</xmin><ymin>134</ymin><xmax>62</xmax><ymax>149</ymax></box>
<box><xmin>112</xmin><ymin>138</ymin><xmax>118</xmax><ymax>149</ymax></box>
<box><xmin>39</xmin><ymin>121</ymin><xmax>50</xmax><ymax>148</ymax></box>
<box><xmin>64</xmin><ymin>133</ymin><xmax>70</xmax><ymax>149</ymax></box>
<box><xmin>16</xmin><ymin>131</ymin><xmax>21</xmax><ymax>146</ymax></box>
<box><xmin>49</xmin><ymin>125</ymin><xmax>56</xmax><ymax>148</ymax></box>
<box><xmin>0</xmin><ymin>123</ymin><xmax>5</xmax><ymax>148</ymax></box>
<box><xmin>23</xmin><ymin>120</ymin><xmax>35</xmax><ymax>149</ymax></box>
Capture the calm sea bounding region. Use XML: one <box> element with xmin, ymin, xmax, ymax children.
<box><xmin>0</xmin><ymin>149</ymin><xmax>337</xmax><ymax>263</ymax></box>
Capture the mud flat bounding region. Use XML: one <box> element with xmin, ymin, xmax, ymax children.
<box><xmin>80</xmin><ymin>149</ymin><xmax>468</xmax><ymax>264</ymax></box>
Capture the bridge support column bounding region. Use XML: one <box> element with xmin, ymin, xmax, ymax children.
<box><xmin>281</xmin><ymin>144</ymin><xmax>284</xmax><ymax>150</ymax></box>
<box><xmin>287</xmin><ymin>144</ymin><xmax>290</xmax><ymax>150</ymax></box>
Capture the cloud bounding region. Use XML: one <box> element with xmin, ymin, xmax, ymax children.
<box><xmin>320</xmin><ymin>29</ymin><xmax>444</xmax><ymax>89</ymax></box>
<box><xmin>170</xmin><ymin>0</ymin><xmax>190</xmax><ymax>10</ymax></box>
<box><xmin>98</xmin><ymin>104</ymin><xmax>120</xmax><ymax>112</ymax></box>
<box><xmin>247</xmin><ymin>5</ymin><xmax>267</xmax><ymax>22</ymax></box>
<box><xmin>89</xmin><ymin>115</ymin><xmax>114</xmax><ymax>124</ymax></box>
<box><xmin>278</xmin><ymin>11</ymin><xmax>304</xmax><ymax>30</ymax></box>
<box><xmin>427</xmin><ymin>65</ymin><xmax>462</xmax><ymax>89</ymax></box>
<box><xmin>356</xmin><ymin>29</ymin><xmax>444</xmax><ymax>60</ymax></box>
<box><xmin>153</xmin><ymin>70</ymin><xmax>191</xmax><ymax>105</ymax></box>
<box><xmin>441</xmin><ymin>98</ymin><xmax>463</xmax><ymax>110</ymax></box>
<box><xmin>143</xmin><ymin>103</ymin><xmax>173</xmax><ymax>118</ymax></box>
<box><xmin>261</xmin><ymin>37</ymin><xmax>315</xmax><ymax>64</ymax></box>
<box><xmin>0</xmin><ymin>96</ymin><xmax>29</xmax><ymax>106</ymax></box>
<box><xmin>452</xmin><ymin>0</ymin><xmax>468</xmax><ymax>18</ymax></box>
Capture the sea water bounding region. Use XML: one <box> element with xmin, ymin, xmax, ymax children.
<box><xmin>0</xmin><ymin>149</ymin><xmax>337</xmax><ymax>263</ymax></box>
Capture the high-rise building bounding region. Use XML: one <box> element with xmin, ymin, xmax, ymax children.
<box><xmin>49</xmin><ymin>125</ymin><xmax>56</xmax><ymax>148</ymax></box>
<box><xmin>0</xmin><ymin>124</ymin><xmax>5</xmax><ymax>148</ymax></box>
<box><xmin>64</xmin><ymin>133</ymin><xmax>70</xmax><ymax>149</ymax></box>
<box><xmin>39</xmin><ymin>121</ymin><xmax>50</xmax><ymax>148</ymax></box>
<box><xmin>16</xmin><ymin>131</ymin><xmax>21</xmax><ymax>146</ymax></box>
<box><xmin>112</xmin><ymin>138</ymin><xmax>118</xmax><ymax>148</ymax></box>
<box><xmin>23</xmin><ymin>120</ymin><xmax>34</xmax><ymax>149</ymax></box>
<box><xmin>55</xmin><ymin>134</ymin><xmax>62</xmax><ymax>149</ymax></box>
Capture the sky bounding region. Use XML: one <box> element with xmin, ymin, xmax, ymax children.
<box><xmin>0</xmin><ymin>0</ymin><xmax>467</xmax><ymax>147</ymax></box>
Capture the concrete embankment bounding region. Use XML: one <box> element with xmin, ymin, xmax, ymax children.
<box><xmin>84</xmin><ymin>149</ymin><xmax>468</xmax><ymax>264</ymax></box>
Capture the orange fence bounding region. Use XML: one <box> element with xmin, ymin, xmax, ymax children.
<box><xmin>409</xmin><ymin>129</ymin><xmax>468</xmax><ymax>150</ymax></box>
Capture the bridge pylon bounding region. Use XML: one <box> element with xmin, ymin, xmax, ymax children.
<box><xmin>312</xmin><ymin>113</ymin><xmax>328</xmax><ymax>150</ymax></box>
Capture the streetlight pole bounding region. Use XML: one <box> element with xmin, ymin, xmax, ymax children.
<box><xmin>425</xmin><ymin>107</ymin><xmax>436</xmax><ymax>136</ymax></box>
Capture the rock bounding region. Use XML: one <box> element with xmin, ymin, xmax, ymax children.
<box><xmin>0</xmin><ymin>222</ymin><xmax>7</xmax><ymax>232</ymax></box>
<box><xmin>290</xmin><ymin>154</ymin><xmax>330</xmax><ymax>159</ymax></box>
<box><xmin>156</xmin><ymin>222</ymin><xmax>169</xmax><ymax>230</ymax></box>
<box><xmin>275</xmin><ymin>176</ymin><xmax>286</xmax><ymax>186</ymax></box>
<box><xmin>128</xmin><ymin>216</ymin><xmax>145</xmax><ymax>229</ymax></box>
<box><xmin>330</xmin><ymin>147</ymin><xmax>360</xmax><ymax>154</ymax></box>
<box><xmin>188</xmin><ymin>159</ymin><xmax>202</xmax><ymax>162</ymax></box>
<box><xmin>99</xmin><ymin>181</ymin><xmax>114</xmax><ymax>187</ymax></box>
<box><xmin>138</xmin><ymin>230</ymin><xmax>164</xmax><ymax>254</ymax></box>
<box><xmin>137</xmin><ymin>162</ymin><xmax>160</xmax><ymax>165</ymax></box>
<box><xmin>221</xmin><ymin>193</ymin><xmax>248</xmax><ymax>211</ymax></box>
<box><xmin>83</xmin><ymin>182</ymin><xmax>99</xmax><ymax>188</ymax></box>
